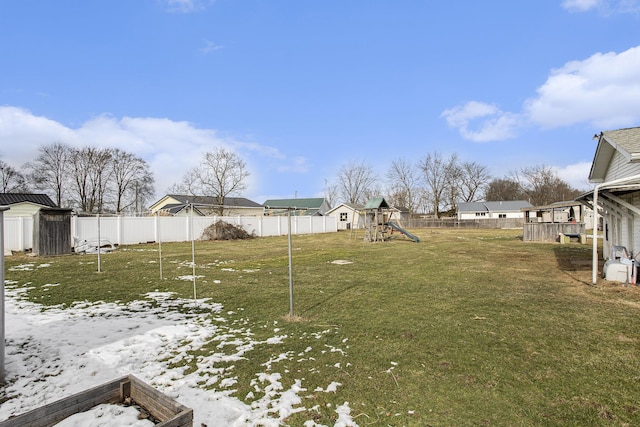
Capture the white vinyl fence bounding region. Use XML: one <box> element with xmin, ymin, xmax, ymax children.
<box><xmin>4</xmin><ymin>215</ymin><xmax>338</xmax><ymax>252</ymax></box>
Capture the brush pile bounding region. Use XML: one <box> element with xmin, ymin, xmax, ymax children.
<box><xmin>201</xmin><ymin>220</ymin><xmax>256</xmax><ymax>240</ymax></box>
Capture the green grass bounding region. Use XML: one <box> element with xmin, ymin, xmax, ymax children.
<box><xmin>5</xmin><ymin>228</ymin><xmax>640</xmax><ymax>426</ymax></box>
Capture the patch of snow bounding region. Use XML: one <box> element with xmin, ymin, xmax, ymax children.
<box><xmin>53</xmin><ymin>404</ymin><xmax>154</xmax><ymax>427</ymax></box>
<box><xmin>176</xmin><ymin>275</ymin><xmax>205</xmax><ymax>281</ymax></box>
<box><xmin>0</xmin><ymin>281</ymin><xmax>359</xmax><ymax>426</ymax></box>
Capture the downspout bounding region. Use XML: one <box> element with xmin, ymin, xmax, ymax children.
<box><xmin>591</xmin><ymin>173</ymin><xmax>640</xmax><ymax>284</ymax></box>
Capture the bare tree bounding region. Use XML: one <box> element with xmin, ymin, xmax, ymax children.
<box><xmin>168</xmin><ymin>166</ymin><xmax>201</xmax><ymax>196</ymax></box>
<box><xmin>0</xmin><ymin>160</ymin><xmax>28</xmax><ymax>193</ymax></box>
<box><xmin>418</xmin><ymin>152</ymin><xmax>459</xmax><ymax>218</ymax></box>
<box><xmin>110</xmin><ymin>149</ymin><xmax>155</xmax><ymax>213</ymax></box>
<box><xmin>458</xmin><ymin>161</ymin><xmax>491</xmax><ymax>203</ymax></box>
<box><xmin>386</xmin><ymin>158</ymin><xmax>421</xmax><ymax>214</ymax></box>
<box><xmin>510</xmin><ymin>165</ymin><xmax>581</xmax><ymax>206</ymax></box>
<box><xmin>337</xmin><ymin>160</ymin><xmax>377</xmax><ymax>205</ymax></box>
<box><xmin>186</xmin><ymin>147</ymin><xmax>250</xmax><ymax>215</ymax></box>
<box><xmin>67</xmin><ymin>147</ymin><xmax>113</xmax><ymax>213</ymax></box>
<box><xmin>25</xmin><ymin>142</ymin><xmax>70</xmax><ymax>206</ymax></box>
<box><xmin>485</xmin><ymin>178</ymin><xmax>525</xmax><ymax>201</ymax></box>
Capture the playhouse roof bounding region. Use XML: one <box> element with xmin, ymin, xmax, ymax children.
<box><xmin>363</xmin><ymin>197</ymin><xmax>390</xmax><ymax>210</ymax></box>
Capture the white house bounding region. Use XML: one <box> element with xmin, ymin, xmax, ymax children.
<box><xmin>576</xmin><ymin>126</ymin><xmax>640</xmax><ymax>283</ymax></box>
<box><xmin>0</xmin><ymin>193</ymin><xmax>58</xmax><ymax>217</ymax></box>
<box><xmin>325</xmin><ymin>203</ymin><xmax>363</xmax><ymax>230</ymax></box>
<box><xmin>457</xmin><ymin>201</ymin><xmax>532</xmax><ymax>220</ymax></box>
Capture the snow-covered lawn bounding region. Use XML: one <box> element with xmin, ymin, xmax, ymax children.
<box><xmin>0</xmin><ymin>272</ymin><xmax>358</xmax><ymax>426</ymax></box>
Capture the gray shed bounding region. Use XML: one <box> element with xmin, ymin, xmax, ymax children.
<box><xmin>33</xmin><ymin>208</ymin><xmax>73</xmax><ymax>256</ymax></box>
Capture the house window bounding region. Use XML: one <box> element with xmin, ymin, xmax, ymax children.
<box><xmin>499</xmin><ymin>214</ymin><xmax>506</xmax><ymax>219</ymax></box>
<box><xmin>340</xmin><ymin>212</ymin><xmax>348</xmax><ymax>221</ymax></box>
<box><xmin>475</xmin><ymin>212</ymin><xmax>486</xmax><ymax>217</ymax></box>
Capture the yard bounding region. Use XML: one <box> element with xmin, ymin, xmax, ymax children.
<box><xmin>2</xmin><ymin>228</ymin><xmax>640</xmax><ymax>426</ymax></box>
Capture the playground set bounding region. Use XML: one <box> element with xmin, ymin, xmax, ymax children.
<box><xmin>359</xmin><ymin>197</ymin><xmax>420</xmax><ymax>243</ymax></box>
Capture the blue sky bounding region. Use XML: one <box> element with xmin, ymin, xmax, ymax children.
<box><xmin>2</xmin><ymin>0</ymin><xmax>640</xmax><ymax>204</ymax></box>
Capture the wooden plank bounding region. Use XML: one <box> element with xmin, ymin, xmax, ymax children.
<box><xmin>130</xmin><ymin>376</ymin><xmax>189</xmax><ymax>411</ymax></box>
<box><xmin>0</xmin><ymin>375</ymin><xmax>192</xmax><ymax>427</ymax></box>
<box><xmin>120</xmin><ymin>378</ymin><xmax>132</xmax><ymax>400</ymax></box>
<box><xmin>131</xmin><ymin>382</ymin><xmax>184</xmax><ymax>420</ymax></box>
<box><xmin>157</xmin><ymin>409</ymin><xmax>194</xmax><ymax>427</ymax></box>
<box><xmin>0</xmin><ymin>378</ymin><xmax>124</xmax><ymax>427</ymax></box>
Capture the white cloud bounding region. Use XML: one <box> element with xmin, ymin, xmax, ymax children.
<box><xmin>0</xmin><ymin>106</ymin><xmax>304</xmax><ymax>198</ymax></box>
<box><xmin>553</xmin><ymin>162</ymin><xmax>594</xmax><ymax>191</ymax></box>
<box><xmin>525</xmin><ymin>45</ymin><xmax>640</xmax><ymax>129</ymax></box>
<box><xmin>561</xmin><ymin>0</ymin><xmax>602</xmax><ymax>12</ymax></box>
<box><xmin>440</xmin><ymin>101</ymin><xmax>521</xmax><ymax>142</ymax></box>
<box><xmin>162</xmin><ymin>0</ymin><xmax>214</xmax><ymax>13</ymax></box>
<box><xmin>562</xmin><ymin>0</ymin><xmax>640</xmax><ymax>13</ymax></box>
<box><xmin>0</xmin><ymin>106</ymin><xmax>77</xmax><ymax>163</ymax></box>
<box><xmin>200</xmin><ymin>40</ymin><xmax>224</xmax><ymax>54</ymax></box>
<box><xmin>443</xmin><ymin>45</ymin><xmax>640</xmax><ymax>141</ymax></box>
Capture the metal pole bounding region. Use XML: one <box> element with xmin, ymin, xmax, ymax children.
<box><xmin>157</xmin><ymin>214</ymin><xmax>163</xmax><ymax>280</ymax></box>
<box><xmin>0</xmin><ymin>206</ymin><xmax>10</xmax><ymax>382</ymax></box>
<box><xmin>191</xmin><ymin>204</ymin><xmax>197</xmax><ymax>300</ymax></box>
<box><xmin>288</xmin><ymin>210</ymin><xmax>294</xmax><ymax>317</ymax></box>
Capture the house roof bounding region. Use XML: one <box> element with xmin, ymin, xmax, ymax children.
<box><xmin>154</xmin><ymin>195</ymin><xmax>263</xmax><ymax>209</ymax></box>
<box><xmin>262</xmin><ymin>198</ymin><xmax>326</xmax><ymax>209</ymax></box>
<box><xmin>458</xmin><ymin>201</ymin><xmax>532</xmax><ymax>213</ymax></box>
<box><xmin>590</xmin><ymin>127</ymin><xmax>640</xmax><ymax>182</ymax></box>
<box><xmin>0</xmin><ymin>193</ymin><xmax>57</xmax><ymax>208</ymax></box>
<box><xmin>263</xmin><ymin>198</ymin><xmax>330</xmax><ymax>216</ymax></box>
<box><xmin>158</xmin><ymin>203</ymin><xmax>206</xmax><ymax>216</ymax></box>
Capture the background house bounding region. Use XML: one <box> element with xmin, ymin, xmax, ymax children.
<box><xmin>0</xmin><ymin>193</ymin><xmax>57</xmax><ymax>216</ymax></box>
<box><xmin>149</xmin><ymin>195</ymin><xmax>264</xmax><ymax>216</ymax></box>
<box><xmin>457</xmin><ymin>201</ymin><xmax>532</xmax><ymax>220</ymax></box>
<box><xmin>262</xmin><ymin>198</ymin><xmax>331</xmax><ymax>216</ymax></box>
<box><xmin>577</xmin><ymin>127</ymin><xmax>640</xmax><ymax>267</ymax></box>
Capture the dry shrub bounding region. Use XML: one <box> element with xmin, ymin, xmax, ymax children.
<box><xmin>201</xmin><ymin>220</ymin><xmax>256</xmax><ymax>241</ymax></box>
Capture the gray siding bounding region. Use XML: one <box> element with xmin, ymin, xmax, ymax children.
<box><xmin>604</xmin><ymin>151</ymin><xmax>640</xmax><ymax>181</ymax></box>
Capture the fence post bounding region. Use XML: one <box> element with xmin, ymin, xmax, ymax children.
<box><xmin>18</xmin><ymin>216</ymin><xmax>24</xmax><ymax>252</ymax></box>
<box><xmin>117</xmin><ymin>215</ymin><xmax>123</xmax><ymax>246</ymax></box>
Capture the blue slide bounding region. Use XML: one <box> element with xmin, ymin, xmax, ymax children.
<box><xmin>386</xmin><ymin>222</ymin><xmax>420</xmax><ymax>243</ymax></box>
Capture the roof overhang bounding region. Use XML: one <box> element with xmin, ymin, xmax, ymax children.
<box><xmin>575</xmin><ymin>173</ymin><xmax>640</xmax><ymax>284</ymax></box>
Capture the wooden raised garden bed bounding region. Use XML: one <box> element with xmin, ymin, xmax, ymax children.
<box><xmin>0</xmin><ymin>374</ymin><xmax>192</xmax><ymax>427</ymax></box>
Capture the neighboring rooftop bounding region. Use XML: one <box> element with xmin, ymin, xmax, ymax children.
<box><xmin>163</xmin><ymin>195</ymin><xmax>263</xmax><ymax>208</ymax></box>
<box><xmin>263</xmin><ymin>198</ymin><xmax>330</xmax><ymax>216</ymax></box>
<box><xmin>0</xmin><ymin>193</ymin><xmax>57</xmax><ymax>208</ymax></box>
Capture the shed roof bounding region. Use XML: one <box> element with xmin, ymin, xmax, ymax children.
<box><xmin>0</xmin><ymin>193</ymin><xmax>57</xmax><ymax>208</ymax></box>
